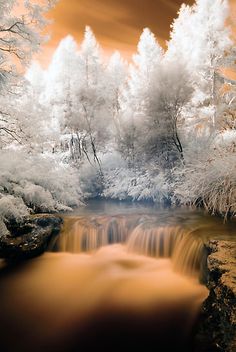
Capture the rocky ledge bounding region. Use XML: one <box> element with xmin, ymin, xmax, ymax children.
<box><xmin>197</xmin><ymin>240</ymin><xmax>236</xmax><ymax>352</ymax></box>
<box><xmin>0</xmin><ymin>214</ymin><xmax>63</xmax><ymax>261</ymax></box>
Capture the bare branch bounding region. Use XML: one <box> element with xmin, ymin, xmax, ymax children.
<box><xmin>0</xmin><ymin>127</ymin><xmax>22</xmax><ymax>143</ymax></box>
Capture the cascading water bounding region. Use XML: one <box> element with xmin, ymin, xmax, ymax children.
<box><xmin>2</xmin><ymin>202</ymin><xmax>223</xmax><ymax>352</ymax></box>
<box><xmin>58</xmin><ymin>215</ymin><xmax>135</xmax><ymax>252</ymax></box>
<box><xmin>127</xmin><ymin>222</ymin><xmax>205</xmax><ymax>276</ymax></box>
<box><xmin>56</xmin><ymin>214</ymin><xmax>205</xmax><ymax>277</ymax></box>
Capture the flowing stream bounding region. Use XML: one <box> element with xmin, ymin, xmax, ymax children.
<box><xmin>0</xmin><ymin>200</ymin><xmax>236</xmax><ymax>352</ymax></box>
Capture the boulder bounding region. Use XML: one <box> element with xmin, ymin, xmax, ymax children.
<box><xmin>196</xmin><ymin>240</ymin><xmax>236</xmax><ymax>352</ymax></box>
<box><xmin>0</xmin><ymin>215</ymin><xmax>63</xmax><ymax>261</ymax></box>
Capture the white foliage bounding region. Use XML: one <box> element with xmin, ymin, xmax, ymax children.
<box><xmin>103</xmin><ymin>168</ymin><xmax>169</xmax><ymax>203</ymax></box>
<box><xmin>173</xmin><ymin>148</ymin><xmax>236</xmax><ymax>217</ymax></box>
<box><xmin>0</xmin><ymin>0</ymin><xmax>235</xmax><ymax>221</ymax></box>
<box><xmin>0</xmin><ymin>0</ymin><xmax>57</xmax><ymax>86</ymax></box>
<box><xmin>0</xmin><ymin>195</ymin><xmax>30</xmax><ymax>222</ymax></box>
<box><xmin>0</xmin><ymin>150</ymin><xmax>83</xmax><ymax>217</ymax></box>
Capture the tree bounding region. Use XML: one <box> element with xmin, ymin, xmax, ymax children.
<box><xmin>119</xmin><ymin>28</ymin><xmax>164</xmax><ymax>167</ymax></box>
<box><xmin>0</xmin><ymin>0</ymin><xmax>56</xmax><ymax>145</ymax></box>
<box><xmin>44</xmin><ymin>28</ymin><xmax>113</xmax><ymax>167</ymax></box>
<box><xmin>143</xmin><ymin>62</ymin><xmax>193</xmax><ymax>168</ymax></box>
<box><xmin>73</xmin><ymin>26</ymin><xmax>109</xmax><ymax>167</ymax></box>
<box><xmin>166</xmin><ymin>0</ymin><xmax>233</xmax><ymax>130</ymax></box>
<box><xmin>118</xmin><ymin>28</ymin><xmax>194</xmax><ymax>170</ymax></box>
<box><xmin>14</xmin><ymin>79</ymin><xmax>53</xmax><ymax>151</ymax></box>
<box><xmin>126</xmin><ymin>28</ymin><xmax>163</xmax><ymax>112</ymax></box>
<box><xmin>43</xmin><ymin>35</ymin><xmax>80</xmax><ymax>155</ymax></box>
<box><xmin>105</xmin><ymin>51</ymin><xmax>127</xmax><ymax>141</ymax></box>
<box><xmin>0</xmin><ymin>0</ymin><xmax>56</xmax><ymax>85</ymax></box>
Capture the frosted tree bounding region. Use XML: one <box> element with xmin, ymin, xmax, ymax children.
<box><xmin>0</xmin><ymin>66</ymin><xmax>54</xmax><ymax>151</ymax></box>
<box><xmin>105</xmin><ymin>51</ymin><xmax>127</xmax><ymax>141</ymax></box>
<box><xmin>12</xmin><ymin>81</ymin><xmax>51</xmax><ymax>150</ymax></box>
<box><xmin>0</xmin><ymin>91</ymin><xmax>21</xmax><ymax>146</ymax></box>
<box><xmin>127</xmin><ymin>28</ymin><xmax>164</xmax><ymax>111</ymax></box>
<box><xmin>26</xmin><ymin>62</ymin><xmax>46</xmax><ymax>97</ymax></box>
<box><xmin>0</xmin><ymin>0</ymin><xmax>56</xmax><ymax>145</ymax></box>
<box><xmin>214</xmin><ymin>48</ymin><xmax>236</xmax><ymax>142</ymax></box>
<box><xmin>165</xmin><ymin>0</ymin><xmax>236</xmax><ymax>215</ymax></box>
<box><xmin>119</xmin><ymin>28</ymin><xmax>163</xmax><ymax>166</ymax></box>
<box><xmin>166</xmin><ymin>0</ymin><xmax>233</xmax><ymax>130</ymax></box>
<box><xmin>143</xmin><ymin>62</ymin><xmax>193</xmax><ymax>168</ymax></box>
<box><xmin>74</xmin><ymin>26</ymin><xmax>109</xmax><ymax>167</ymax></box>
<box><xmin>43</xmin><ymin>35</ymin><xmax>81</xmax><ymax>156</ymax></box>
<box><xmin>43</xmin><ymin>28</ymin><xmax>120</xmax><ymax>165</ymax></box>
<box><xmin>0</xmin><ymin>0</ymin><xmax>56</xmax><ymax>86</ymax></box>
<box><xmin>118</xmin><ymin>27</ymin><xmax>194</xmax><ymax>170</ymax></box>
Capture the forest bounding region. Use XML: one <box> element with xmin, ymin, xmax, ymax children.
<box><xmin>1</xmin><ymin>2</ymin><xmax>236</xmax><ymax>352</ymax></box>
<box><xmin>0</xmin><ymin>0</ymin><xmax>236</xmax><ymax>223</ymax></box>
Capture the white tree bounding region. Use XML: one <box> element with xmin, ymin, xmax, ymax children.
<box><xmin>43</xmin><ymin>35</ymin><xmax>80</xmax><ymax>154</ymax></box>
<box><xmin>165</xmin><ymin>0</ymin><xmax>236</xmax><ymax>216</ymax></box>
<box><xmin>127</xmin><ymin>28</ymin><xmax>164</xmax><ymax>111</ymax></box>
<box><xmin>0</xmin><ymin>0</ymin><xmax>56</xmax><ymax>85</ymax></box>
<box><xmin>0</xmin><ymin>0</ymin><xmax>56</xmax><ymax>145</ymax></box>
<box><xmin>166</xmin><ymin>0</ymin><xmax>233</xmax><ymax>130</ymax></box>
<box><xmin>26</xmin><ymin>61</ymin><xmax>46</xmax><ymax>97</ymax></box>
<box><xmin>119</xmin><ymin>28</ymin><xmax>164</xmax><ymax>166</ymax></box>
<box><xmin>105</xmin><ymin>51</ymin><xmax>127</xmax><ymax>141</ymax></box>
<box><xmin>74</xmin><ymin>26</ymin><xmax>109</xmax><ymax>167</ymax></box>
<box><xmin>44</xmin><ymin>28</ymin><xmax>113</xmax><ymax>166</ymax></box>
<box><xmin>143</xmin><ymin>62</ymin><xmax>193</xmax><ymax>168</ymax></box>
<box><xmin>14</xmin><ymin>80</ymin><xmax>52</xmax><ymax>151</ymax></box>
<box><xmin>0</xmin><ymin>1</ymin><xmax>84</xmax><ymax>217</ymax></box>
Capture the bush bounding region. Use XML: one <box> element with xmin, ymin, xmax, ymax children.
<box><xmin>173</xmin><ymin>150</ymin><xmax>236</xmax><ymax>218</ymax></box>
<box><xmin>0</xmin><ymin>195</ymin><xmax>30</xmax><ymax>222</ymax></box>
<box><xmin>0</xmin><ymin>150</ymin><xmax>83</xmax><ymax>220</ymax></box>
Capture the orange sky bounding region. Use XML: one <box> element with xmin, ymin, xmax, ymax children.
<box><xmin>38</xmin><ymin>0</ymin><xmax>236</xmax><ymax>66</ymax></box>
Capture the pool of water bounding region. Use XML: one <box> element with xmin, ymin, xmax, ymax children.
<box><xmin>62</xmin><ymin>199</ymin><xmax>236</xmax><ymax>242</ymax></box>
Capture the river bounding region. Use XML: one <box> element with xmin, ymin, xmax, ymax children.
<box><xmin>0</xmin><ymin>200</ymin><xmax>235</xmax><ymax>352</ymax></box>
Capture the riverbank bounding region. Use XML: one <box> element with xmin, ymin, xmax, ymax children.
<box><xmin>196</xmin><ymin>240</ymin><xmax>236</xmax><ymax>352</ymax></box>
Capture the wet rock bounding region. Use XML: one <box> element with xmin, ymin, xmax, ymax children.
<box><xmin>197</xmin><ymin>240</ymin><xmax>236</xmax><ymax>352</ymax></box>
<box><xmin>0</xmin><ymin>215</ymin><xmax>63</xmax><ymax>261</ymax></box>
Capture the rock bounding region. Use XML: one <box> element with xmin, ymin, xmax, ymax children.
<box><xmin>0</xmin><ymin>215</ymin><xmax>63</xmax><ymax>261</ymax></box>
<box><xmin>33</xmin><ymin>214</ymin><xmax>63</xmax><ymax>229</ymax></box>
<box><xmin>0</xmin><ymin>221</ymin><xmax>11</xmax><ymax>239</ymax></box>
<box><xmin>196</xmin><ymin>240</ymin><xmax>236</xmax><ymax>352</ymax></box>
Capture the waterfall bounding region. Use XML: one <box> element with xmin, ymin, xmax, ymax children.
<box><xmin>58</xmin><ymin>215</ymin><xmax>139</xmax><ymax>252</ymax></box>
<box><xmin>127</xmin><ymin>222</ymin><xmax>205</xmax><ymax>276</ymax></box>
<box><xmin>56</xmin><ymin>214</ymin><xmax>205</xmax><ymax>277</ymax></box>
<box><xmin>0</xmin><ymin>205</ymin><xmax>210</xmax><ymax>352</ymax></box>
